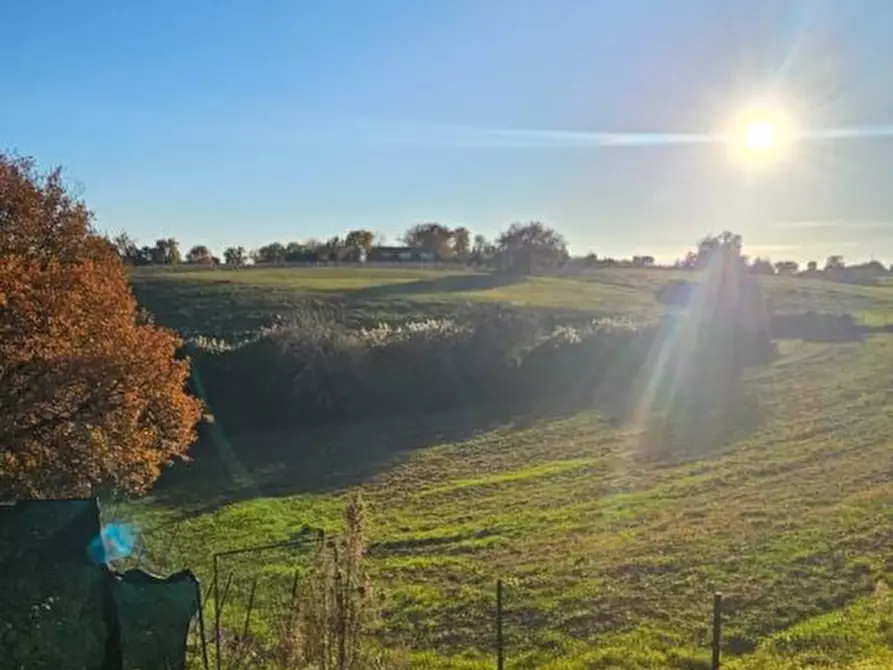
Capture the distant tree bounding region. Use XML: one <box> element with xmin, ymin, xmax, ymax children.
<box><xmin>344</xmin><ymin>229</ymin><xmax>375</xmax><ymax>252</ymax></box>
<box><xmin>151</xmin><ymin>238</ymin><xmax>181</xmax><ymax>265</ymax></box>
<box><xmin>806</xmin><ymin>260</ymin><xmax>818</xmax><ymax>272</ymax></box>
<box><xmin>452</xmin><ymin>227</ymin><xmax>471</xmax><ymax>257</ymax></box>
<box><xmin>632</xmin><ymin>255</ymin><xmax>655</xmax><ymax>268</ymax></box>
<box><xmin>774</xmin><ymin>260</ymin><xmax>799</xmax><ymax>275</ymax></box>
<box><xmin>110</xmin><ymin>232</ymin><xmax>144</xmax><ymax>265</ymax></box>
<box><xmin>469</xmin><ymin>234</ymin><xmax>495</xmax><ymax>266</ymax></box>
<box><xmin>136</xmin><ymin>246</ymin><xmax>154</xmax><ymax>265</ymax></box>
<box><xmin>284</xmin><ymin>242</ymin><xmax>305</xmax><ymax>263</ymax></box>
<box><xmin>584</xmin><ymin>252</ymin><xmax>598</xmax><ymax>268</ymax></box>
<box><xmin>688</xmin><ymin>231</ymin><xmax>743</xmax><ymax>269</ymax></box>
<box><xmin>223</xmin><ymin>246</ymin><xmax>247</xmax><ymax>266</ymax></box>
<box><xmin>186</xmin><ymin>244</ymin><xmax>215</xmax><ymax>265</ymax></box>
<box><xmin>0</xmin><ymin>153</ymin><xmax>201</xmax><ymax>497</ymax></box>
<box><xmin>319</xmin><ymin>236</ymin><xmax>345</xmax><ymax>262</ymax></box>
<box><xmin>825</xmin><ymin>255</ymin><xmax>845</xmax><ymax>271</ymax></box>
<box><xmin>342</xmin><ymin>230</ymin><xmax>373</xmax><ymax>262</ymax></box>
<box><xmin>749</xmin><ymin>258</ymin><xmax>775</xmax><ymax>275</ymax></box>
<box><xmin>253</xmin><ymin>242</ymin><xmax>287</xmax><ymax>264</ymax></box>
<box><xmin>495</xmin><ymin>221</ymin><xmax>569</xmax><ymax>275</ymax></box>
<box><xmin>403</xmin><ymin>223</ymin><xmax>454</xmax><ymax>258</ymax></box>
<box><xmin>472</xmin><ymin>234</ymin><xmax>488</xmax><ymax>255</ymax></box>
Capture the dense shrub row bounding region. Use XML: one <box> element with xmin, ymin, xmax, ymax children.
<box><xmin>187</xmin><ymin>299</ymin><xmax>774</xmax><ymax>434</ymax></box>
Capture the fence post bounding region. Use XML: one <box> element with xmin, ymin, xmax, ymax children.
<box><xmin>712</xmin><ymin>592</ymin><xmax>723</xmax><ymax>670</ymax></box>
<box><xmin>213</xmin><ymin>554</ymin><xmax>221</xmax><ymax>670</ymax></box>
<box><xmin>496</xmin><ymin>580</ymin><xmax>504</xmax><ymax>670</ymax></box>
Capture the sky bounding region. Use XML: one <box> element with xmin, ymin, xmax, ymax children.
<box><xmin>3</xmin><ymin>0</ymin><xmax>893</xmax><ymax>263</ymax></box>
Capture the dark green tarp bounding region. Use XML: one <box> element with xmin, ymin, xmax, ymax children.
<box><xmin>114</xmin><ymin>569</ymin><xmax>200</xmax><ymax>670</ymax></box>
<box><xmin>0</xmin><ymin>499</ymin><xmax>201</xmax><ymax>670</ymax></box>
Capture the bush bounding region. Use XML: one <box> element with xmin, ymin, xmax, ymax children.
<box><xmin>190</xmin><ymin>306</ymin><xmax>545</xmax><ymax>433</ymax></box>
<box><xmin>189</xmin><ymin>264</ymin><xmax>774</xmax><ymax>436</ymax></box>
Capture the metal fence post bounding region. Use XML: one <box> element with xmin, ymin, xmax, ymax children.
<box><xmin>496</xmin><ymin>580</ymin><xmax>505</xmax><ymax>670</ymax></box>
<box><xmin>213</xmin><ymin>554</ymin><xmax>221</xmax><ymax>670</ymax></box>
<box><xmin>712</xmin><ymin>592</ymin><xmax>723</xmax><ymax>670</ymax></box>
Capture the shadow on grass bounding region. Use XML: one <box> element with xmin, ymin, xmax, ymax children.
<box><xmin>339</xmin><ymin>272</ymin><xmax>521</xmax><ymax>301</ymax></box>
<box><xmin>150</xmin><ymin>400</ymin><xmax>562</xmax><ymax>516</ymax></box>
<box><xmin>151</xmin><ymin>378</ymin><xmax>766</xmax><ymax>520</ymax></box>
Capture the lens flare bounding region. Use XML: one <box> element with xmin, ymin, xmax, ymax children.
<box><xmin>88</xmin><ymin>523</ymin><xmax>138</xmax><ymax>563</ymax></box>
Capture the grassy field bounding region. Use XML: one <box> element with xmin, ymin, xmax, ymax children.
<box><xmin>131</xmin><ymin>265</ymin><xmax>893</xmax><ymax>340</ymax></box>
<box><xmin>120</xmin><ymin>265</ymin><xmax>893</xmax><ymax>668</ymax></box>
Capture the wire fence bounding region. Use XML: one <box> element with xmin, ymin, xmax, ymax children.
<box><xmin>187</xmin><ymin>568</ymin><xmax>732</xmax><ymax>670</ymax></box>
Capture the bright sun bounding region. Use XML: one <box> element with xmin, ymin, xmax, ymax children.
<box><xmin>725</xmin><ymin>103</ymin><xmax>796</xmax><ymax>167</ymax></box>
<box><xmin>743</xmin><ymin>119</ymin><xmax>777</xmax><ymax>152</ymax></box>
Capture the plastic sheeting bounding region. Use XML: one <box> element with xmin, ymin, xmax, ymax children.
<box><xmin>0</xmin><ymin>499</ymin><xmax>201</xmax><ymax>670</ymax></box>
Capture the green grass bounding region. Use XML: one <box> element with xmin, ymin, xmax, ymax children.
<box><xmin>121</xmin><ymin>265</ymin><xmax>893</xmax><ymax>668</ymax></box>
<box><xmin>131</xmin><ymin>265</ymin><xmax>893</xmax><ymax>341</ymax></box>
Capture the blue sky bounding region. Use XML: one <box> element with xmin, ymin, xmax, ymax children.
<box><xmin>3</xmin><ymin>0</ymin><xmax>893</xmax><ymax>263</ymax></box>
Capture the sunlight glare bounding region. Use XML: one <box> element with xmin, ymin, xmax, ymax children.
<box><xmin>725</xmin><ymin>103</ymin><xmax>797</xmax><ymax>168</ymax></box>
<box><xmin>743</xmin><ymin>120</ymin><xmax>777</xmax><ymax>152</ymax></box>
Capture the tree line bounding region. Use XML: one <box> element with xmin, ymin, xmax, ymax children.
<box><xmin>110</xmin><ymin>224</ymin><xmax>889</xmax><ymax>283</ymax></box>
<box><xmin>676</xmin><ymin>231</ymin><xmax>891</xmax><ymax>282</ymax></box>
<box><xmin>110</xmin><ymin>221</ymin><xmax>572</xmax><ymax>275</ymax></box>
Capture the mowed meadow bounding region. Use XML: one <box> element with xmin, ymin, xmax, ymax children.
<box><xmin>119</xmin><ymin>265</ymin><xmax>893</xmax><ymax>669</ymax></box>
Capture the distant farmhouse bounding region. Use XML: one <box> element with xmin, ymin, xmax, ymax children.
<box><xmin>366</xmin><ymin>246</ymin><xmax>438</xmax><ymax>263</ymax></box>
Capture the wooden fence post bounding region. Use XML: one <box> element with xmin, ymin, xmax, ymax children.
<box><xmin>712</xmin><ymin>592</ymin><xmax>723</xmax><ymax>670</ymax></box>
<box><xmin>496</xmin><ymin>580</ymin><xmax>505</xmax><ymax>670</ymax></box>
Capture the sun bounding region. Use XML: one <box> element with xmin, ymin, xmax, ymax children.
<box><xmin>743</xmin><ymin>119</ymin><xmax>777</xmax><ymax>152</ymax></box>
<box><xmin>724</xmin><ymin>103</ymin><xmax>796</xmax><ymax>167</ymax></box>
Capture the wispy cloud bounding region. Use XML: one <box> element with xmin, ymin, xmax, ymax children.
<box><xmin>449</xmin><ymin>126</ymin><xmax>720</xmax><ymax>148</ymax></box>
<box><xmin>774</xmin><ymin>219</ymin><xmax>892</xmax><ymax>230</ymax></box>
<box><xmin>747</xmin><ymin>240</ymin><xmax>860</xmax><ymax>256</ymax></box>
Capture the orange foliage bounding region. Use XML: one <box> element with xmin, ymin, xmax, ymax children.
<box><xmin>0</xmin><ymin>153</ymin><xmax>202</xmax><ymax>498</ymax></box>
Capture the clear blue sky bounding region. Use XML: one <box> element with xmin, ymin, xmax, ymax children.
<box><xmin>4</xmin><ymin>0</ymin><xmax>893</xmax><ymax>263</ymax></box>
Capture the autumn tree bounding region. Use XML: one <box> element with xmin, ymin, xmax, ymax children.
<box><xmin>495</xmin><ymin>221</ymin><xmax>568</xmax><ymax>275</ymax></box>
<box><xmin>0</xmin><ymin>153</ymin><xmax>202</xmax><ymax>498</ymax></box>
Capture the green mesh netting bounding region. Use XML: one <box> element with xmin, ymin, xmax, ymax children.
<box><xmin>0</xmin><ymin>499</ymin><xmax>201</xmax><ymax>670</ymax></box>
<box><xmin>114</xmin><ymin>569</ymin><xmax>200</xmax><ymax>670</ymax></box>
<box><xmin>0</xmin><ymin>499</ymin><xmax>110</xmax><ymax>670</ymax></box>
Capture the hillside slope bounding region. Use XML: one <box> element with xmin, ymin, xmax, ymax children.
<box><xmin>122</xmin><ymin>266</ymin><xmax>893</xmax><ymax>668</ymax></box>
